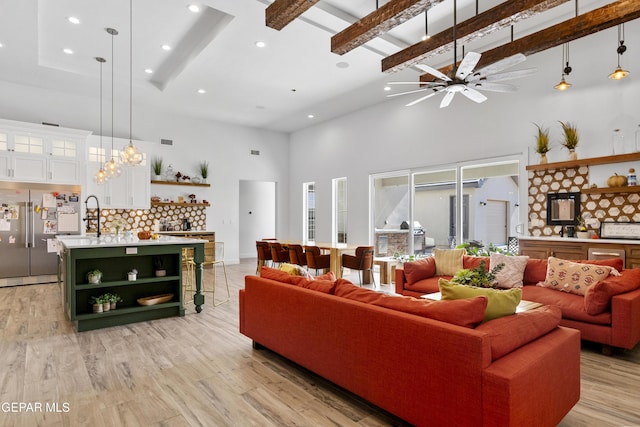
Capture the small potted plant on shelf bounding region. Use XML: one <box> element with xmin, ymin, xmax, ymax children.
<box><xmin>152</xmin><ymin>157</ymin><xmax>163</xmax><ymax>181</ymax></box>
<box><xmin>153</xmin><ymin>256</ymin><xmax>166</xmax><ymax>277</ymax></box>
<box><xmin>533</xmin><ymin>123</ymin><xmax>550</xmax><ymax>164</ymax></box>
<box><xmin>559</xmin><ymin>121</ymin><xmax>579</xmax><ymax>160</ymax></box>
<box><xmin>199</xmin><ymin>161</ymin><xmax>209</xmax><ymax>183</ymax></box>
<box><xmin>90</xmin><ymin>295</ymin><xmax>104</xmax><ymax>313</ymax></box>
<box><xmin>87</xmin><ymin>269</ymin><xmax>102</xmax><ymax>284</ymax></box>
<box><xmin>575</xmin><ymin>216</ymin><xmax>591</xmax><ymax>239</ymax></box>
<box><xmin>105</xmin><ymin>293</ymin><xmax>122</xmax><ymax>310</ymax></box>
<box><xmin>128</xmin><ymin>268</ymin><xmax>138</xmax><ymax>281</ymax></box>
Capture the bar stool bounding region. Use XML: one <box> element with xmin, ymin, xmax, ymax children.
<box><xmin>185</xmin><ymin>242</ymin><xmax>230</xmax><ymax>307</ymax></box>
<box><xmin>182</xmin><ymin>247</ymin><xmax>195</xmax><ymax>302</ymax></box>
<box><xmin>305</xmin><ymin>245</ymin><xmax>330</xmax><ymax>276</ymax></box>
<box><xmin>288</xmin><ymin>244</ymin><xmax>307</xmax><ymax>269</ymax></box>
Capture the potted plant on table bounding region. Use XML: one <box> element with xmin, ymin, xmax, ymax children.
<box><xmin>533</xmin><ymin>123</ymin><xmax>550</xmax><ymax>164</ymax></box>
<box><xmin>559</xmin><ymin>121</ymin><xmax>579</xmax><ymax>160</ymax></box>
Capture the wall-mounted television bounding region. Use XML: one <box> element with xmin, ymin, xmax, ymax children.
<box><xmin>546</xmin><ymin>192</ymin><xmax>581</xmax><ymax>226</ymax></box>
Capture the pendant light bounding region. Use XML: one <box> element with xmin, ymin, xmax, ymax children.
<box><xmin>120</xmin><ymin>0</ymin><xmax>143</xmax><ymax>166</ymax></box>
<box><xmin>105</xmin><ymin>27</ymin><xmax>122</xmax><ymax>178</ymax></box>
<box><xmin>554</xmin><ymin>43</ymin><xmax>572</xmax><ymax>91</ymax></box>
<box><xmin>94</xmin><ymin>57</ymin><xmax>108</xmax><ymax>185</ymax></box>
<box><xmin>421</xmin><ymin>9</ymin><xmax>430</xmax><ymax>41</ymax></box>
<box><xmin>608</xmin><ymin>24</ymin><xmax>629</xmax><ymax>80</ymax></box>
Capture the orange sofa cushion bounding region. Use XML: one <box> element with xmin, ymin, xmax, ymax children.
<box><xmin>475</xmin><ymin>305</ymin><xmax>561</xmax><ymax>360</ymax></box>
<box><xmin>584</xmin><ymin>268</ymin><xmax>640</xmax><ymax>315</ymax></box>
<box><xmin>334</xmin><ymin>281</ymin><xmax>487</xmax><ymax>328</ymax></box>
<box><xmin>403</xmin><ymin>257</ymin><xmax>436</xmax><ymax>284</ymax></box>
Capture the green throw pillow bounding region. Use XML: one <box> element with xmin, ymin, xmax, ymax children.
<box><xmin>438</xmin><ymin>278</ymin><xmax>522</xmax><ymax>322</ymax></box>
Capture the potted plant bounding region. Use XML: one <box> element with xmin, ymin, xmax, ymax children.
<box><xmin>576</xmin><ymin>216</ymin><xmax>590</xmax><ymax>239</ymax></box>
<box><xmin>100</xmin><ymin>294</ymin><xmax>111</xmax><ymax>312</ymax></box>
<box><xmin>199</xmin><ymin>161</ymin><xmax>209</xmax><ymax>183</ymax></box>
<box><xmin>128</xmin><ymin>268</ymin><xmax>138</xmax><ymax>281</ymax></box>
<box><xmin>151</xmin><ymin>157</ymin><xmax>163</xmax><ymax>180</ymax></box>
<box><xmin>559</xmin><ymin>121</ymin><xmax>579</xmax><ymax>160</ymax></box>
<box><xmin>533</xmin><ymin>123</ymin><xmax>550</xmax><ymax>164</ymax></box>
<box><xmin>153</xmin><ymin>256</ymin><xmax>166</xmax><ymax>277</ymax></box>
<box><xmin>90</xmin><ymin>295</ymin><xmax>104</xmax><ymax>313</ymax></box>
<box><xmin>105</xmin><ymin>293</ymin><xmax>122</xmax><ymax>310</ymax></box>
<box><xmin>451</xmin><ymin>260</ymin><xmax>505</xmax><ymax>288</ymax></box>
<box><xmin>87</xmin><ymin>269</ymin><xmax>102</xmax><ymax>284</ymax></box>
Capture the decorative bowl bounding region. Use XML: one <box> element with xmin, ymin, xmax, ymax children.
<box><xmin>137</xmin><ymin>293</ymin><xmax>174</xmax><ymax>306</ymax></box>
<box><xmin>137</xmin><ymin>231</ymin><xmax>152</xmax><ymax>240</ymax></box>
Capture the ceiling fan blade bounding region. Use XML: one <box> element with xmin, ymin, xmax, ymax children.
<box><xmin>387</xmin><ymin>81</ymin><xmax>440</xmax><ymax>85</ymax></box>
<box><xmin>468</xmin><ymin>53</ymin><xmax>527</xmax><ymax>81</ymax></box>
<box><xmin>406</xmin><ymin>88</ymin><xmax>445</xmax><ymax>107</ymax></box>
<box><xmin>455</xmin><ymin>52</ymin><xmax>482</xmax><ymax>80</ymax></box>
<box><xmin>469</xmin><ymin>82</ymin><xmax>518</xmax><ymax>93</ymax></box>
<box><xmin>482</xmin><ymin>68</ymin><xmax>537</xmax><ymax>82</ymax></box>
<box><xmin>460</xmin><ymin>87</ymin><xmax>488</xmax><ymax>103</ymax></box>
<box><xmin>439</xmin><ymin>91</ymin><xmax>456</xmax><ymax>108</ymax></box>
<box><xmin>415</xmin><ymin>64</ymin><xmax>451</xmax><ymax>82</ymax></box>
<box><xmin>387</xmin><ymin>88</ymin><xmax>432</xmax><ymax>98</ymax></box>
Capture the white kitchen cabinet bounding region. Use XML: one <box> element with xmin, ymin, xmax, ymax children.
<box><xmin>12</xmin><ymin>154</ymin><xmax>47</xmax><ymax>182</ymax></box>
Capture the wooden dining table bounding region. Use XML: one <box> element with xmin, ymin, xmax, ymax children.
<box><xmin>262</xmin><ymin>240</ymin><xmax>371</xmax><ymax>283</ymax></box>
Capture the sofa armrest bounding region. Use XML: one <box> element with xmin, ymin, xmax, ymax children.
<box><xmin>395</xmin><ymin>267</ymin><xmax>407</xmax><ymax>294</ymax></box>
<box><xmin>611</xmin><ymin>287</ymin><xmax>640</xmax><ymax>349</ymax></box>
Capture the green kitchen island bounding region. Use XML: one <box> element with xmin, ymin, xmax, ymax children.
<box><xmin>57</xmin><ymin>235</ymin><xmax>206</xmax><ymax>332</ymax></box>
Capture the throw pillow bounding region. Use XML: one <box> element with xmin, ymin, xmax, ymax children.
<box><xmin>490</xmin><ymin>253</ymin><xmax>529</xmax><ymax>289</ymax></box>
<box><xmin>260</xmin><ymin>266</ymin><xmax>295</xmax><ymax>283</ymax></box>
<box><xmin>462</xmin><ymin>255</ymin><xmax>487</xmax><ymax>270</ymax></box>
<box><xmin>280</xmin><ymin>263</ymin><xmax>313</xmax><ymax>279</ymax></box>
<box><xmin>314</xmin><ymin>271</ymin><xmax>336</xmax><ymax>281</ymax></box>
<box><xmin>433</xmin><ymin>248</ymin><xmax>466</xmax><ymax>276</ymax></box>
<box><xmin>296</xmin><ymin>278</ymin><xmax>337</xmax><ymax>294</ymax></box>
<box><xmin>539</xmin><ymin>257</ymin><xmax>619</xmax><ymax>296</ymax></box>
<box><xmin>584</xmin><ymin>268</ymin><xmax>640</xmax><ymax>315</ymax></box>
<box><xmin>404</xmin><ymin>257</ymin><xmax>436</xmax><ymax>284</ymax></box>
<box><xmin>438</xmin><ymin>278</ymin><xmax>522</xmax><ymax>322</ymax></box>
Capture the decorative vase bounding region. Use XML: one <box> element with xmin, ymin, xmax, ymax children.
<box><xmin>87</xmin><ymin>271</ymin><xmax>102</xmax><ymax>284</ymax></box>
<box><xmin>568</xmin><ymin>149</ymin><xmax>577</xmax><ymax>161</ymax></box>
<box><xmin>576</xmin><ymin>231</ymin><xmax>590</xmax><ymax>239</ymax></box>
<box><xmin>102</xmin><ymin>302</ymin><xmax>110</xmax><ymax>312</ymax></box>
<box><xmin>93</xmin><ymin>303</ymin><xmax>103</xmax><ymax>313</ymax></box>
<box><xmin>539</xmin><ymin>153</ymin><xmax>548</xmax><ymax>164</ymax></box>
<box><xmin>128</xmin><ymin>273</ymin><xmax>137</xmax><ymax>281</ymax></box>
<box><xmin>153</xmin><ymin>174</ymin><xmax>162</xmax><ymax>181</ymax></box>
<box><xmin>155</xmin><ymin>270</ymin><xmax>166</xmax><ymax>277</ymax></box>
<box><xmin>110</xmin><ymin>302</ymin><xmax>117</xmax><ymax>310</ymax></box>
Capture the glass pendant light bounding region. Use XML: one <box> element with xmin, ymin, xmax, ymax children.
<box><xmin>554</xmin><ymin>43</ymin><xmax>572</xmax><ymax>91</ymax></box>
<box><xmin>608</xmin><ymin>24</ymin><xmax>629</xmax><ymax>80</ymax></box>
<box><xmin>121</xmin><ymin>0</ymin><xmax>144</xmax><ymax>166</ymax></box>
<box><xmin>105</xmin><ymin>27</ymin><xmax>122</xmax><ymax>178</ymax></box>
<box><xmin>94</xmin><ymin>57</ymin><xmax>108</xmax><ymax>185</ymax></box>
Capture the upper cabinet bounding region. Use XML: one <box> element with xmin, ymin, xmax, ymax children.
<box><xmin>85</xmin><ymin>135</ymin><xmax>150</xmax><ymax>209</ymax></box>
<box><xmin>0</xmin><ymin>119</ymin><xmax>90</xmax><ymax>184</ymax></box>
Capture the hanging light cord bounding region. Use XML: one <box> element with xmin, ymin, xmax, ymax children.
<box><xmin>110</xmin><ymin>29</ymin><xmax>115</xmax><ymax>159</ymax></box>
<box><xmin>129</xmin><ymin>0</ymin><xmax>133</xmax><ymax>143</ymax></box>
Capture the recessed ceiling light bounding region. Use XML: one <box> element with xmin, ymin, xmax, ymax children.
<box><xmin>67</xmin><ymin>16</ymin><xmax>80</xmax><ymax>24</ymax></box>
<box><xmin>336</xmin><ymin>61</ymin><xmax>349</xmax><ymax>69</ymax></box>
<box><xmin>188</xmin><ymin>4</ymin><xmax>200</xmax><ymax>13</ymax></box>
<box><xmin>197</xmin><ymin>89</ymin><xmax>206</xmax><ymax>94</ymax></box>
<box><xmin>307</xmin><ymin>114</ymin><xmax>315</xmax><ymax>119</ymax></box>
<box><xmin>384</xmin><ymin>86</ymin><xmax>391</xmax><ymax>91</ymax></box>
<box><xmin>144</xmin><ymin>68</ymin><xmax>153</xmax><ymax>74</ymax></box>
<box><xmin>63</xmin><ymin>48</ymin><xmax>74</xmax><ymax>55</ymax></box>
<box><xmin>255</xmin><ymin>41</ymin><xmax>266</xmax><ymax>48</ymax></box>
<box><xmin>161</xmin><ymin>44</ymin><xmax>171</xmax><ymax>51</ymax></box>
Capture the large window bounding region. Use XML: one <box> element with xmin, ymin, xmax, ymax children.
<box><xmin>303</xmin><ymin>182</ymin><xmax>316</xmax><ymax>241</ymax></box>
<box><xmin>333</xmin><ymin>177</ymin><xmax>347</xmax><ymax>243</ymax></box>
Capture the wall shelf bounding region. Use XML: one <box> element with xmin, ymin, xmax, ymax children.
<box><xmin>582</xmin><ymin>185</ymin><xmax>640</xmax><ymax>195</ymax></box>
<box><xmin>151</xmin><ymin>180</ymin><xmax>210</xmax><ymax>187</ymax></box>
<box><xmin>526</xmin><ymin>152</ymin><xmax>640</xmax><ymax>171</ymax></box>
<box><xmin>151</xmin><ymin>201</ymin><xmax>210</xmax><ymax>207</ymax></box>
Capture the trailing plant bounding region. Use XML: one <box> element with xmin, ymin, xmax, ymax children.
<box><xmin>533</xmin><ymin>123</ymin><xmax>550</xmax><ymax>154</ymax></box>
<box><xmin>559</xmin><ymin>121</ymin><xmax>579</xmax><ymax>150</ymax></box>
<box><xmin>451</xmin><ymin>260</ymin><xmax>505</xmax><ymax>288</ymax></box>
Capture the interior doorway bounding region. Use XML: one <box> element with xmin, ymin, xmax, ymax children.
<box><xmin>239</xmin><ymin>180</ymin><xmax>276</xmax><ymax>259</ymax></box>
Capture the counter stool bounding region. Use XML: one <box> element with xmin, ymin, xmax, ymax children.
<box><xmin>185</xmin><ymin>242</ymin><xmax>230</xmax><ymax>307</ymax></box>
<box><xmin>182</xmin><ymin>247</ymin><xmax>195</xmax><ymax>302</ymax></box>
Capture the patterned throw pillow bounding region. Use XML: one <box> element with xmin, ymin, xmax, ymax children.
<box><xmin>433</xmin><ymin>248</ymin><xmax>466</xmax><ymax>276</ymax></box>
<box><xmin>490</xmin><ymin>253</ymin><xmax>529</xmax><ymax>289</ymax></box>
<box><xmin>538</xmin><ymin>257</ymin><xmax>619</xmax><ymax>296</ymax></box>
<box><xmin>280</xmin><ymin>263</ymin><xmax>313</xmax><ymax>279</ymax></box>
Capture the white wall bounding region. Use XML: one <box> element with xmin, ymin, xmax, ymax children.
<box><xmin>288</xmin><ymin>40</ymin><xmax>640</xmax><ymax>247</ymax></box>
<box><xmin>0</xmin><ymin>80</ymin><xmax>290</xmax><ymax>264</ymax></box>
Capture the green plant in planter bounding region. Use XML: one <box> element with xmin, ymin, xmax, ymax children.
<box><xmin>152</xmin><ymin>157</ymin><xmax>163</xmax><ymax>176</ymax></box>
<box><xmin>559</xmin><ymin>121</ymin><xmax>579</xmax><ymax>150</ymax></box>
<box><xmin>199</xmin><ymin>161</ymin><xmax>209</xmax><ymax>180</ymax></box>
<box><xmin>456</xmin><ymin>242</ymin><xmax>514</xmax><ymax>256</ymax></box>
<box><xmin>451</xmin><ymin>260</ymin><xmax>505</xmax><ymax>288</ymax></box>
<box><xmin>86</xmin><ymin>269</ymin><xmax>102</xmax><ymax>284</ymax></box>
<box><xmin>533</xmin><ymin>123</ymin><xmax>551</xmax><ymax>154</ymax></box>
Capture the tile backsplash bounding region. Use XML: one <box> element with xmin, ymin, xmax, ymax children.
<box><xmin>87</xmin><ymin>204</ymin><xmax>207</xmax><ymax>233</ymax></box>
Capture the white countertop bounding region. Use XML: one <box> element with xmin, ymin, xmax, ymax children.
<box><xmin>518</xmin><ymin>236</ymin><xmax>640</xmax><ymax>245</ymax></box>
<box><xmin>57</xmin><ymin>235</ymin><xmax>207</xmax><ymax>249</ymax></box>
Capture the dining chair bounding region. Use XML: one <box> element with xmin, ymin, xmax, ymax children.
<box><xmin>270</xmin><ymin>242</ymin><xmax>290</xmax><ymax>267</ymax></box>
<box><xmin>256</xmin><ymin>241</ymin><xmax>273</xmax><ymax>273</ymax></box>
<box><xmin>341</xmin><ymin>246</ymin><xmax>375</xmax><ymax>286</ymax></box>
<box><xmin>305</xmin><ymin>245</ymin><xmax>330</xmax><ymax>276</ymax></box>
<box><xmin>288</xmin><ymin>244</ymin><xmax>307</xmax><ymax>268</ymax></box>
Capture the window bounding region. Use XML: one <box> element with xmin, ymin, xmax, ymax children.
<box><xmin>333</xmin><ymin>177</ymin><xmax>347</xmax><ymax>243</ymax></box>
<box><xmin>303</xmin><ymin>182</ymin><xmax>316</xmax><ymax>241</ymax></box>
<box><xmin>371</xmin><ymin>171</ymin><xmax>410</xmax><ymax>256</ymax></box>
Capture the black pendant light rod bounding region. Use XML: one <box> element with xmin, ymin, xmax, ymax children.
<box><xmin>129</xmin><ymin>0</ymin><xmax>133</xmax><ymax>143</ymax></box>
<box><xmin>453</xmin><ymin>0</ymin><xmax>457</xmax><ymax>73</ymax></box>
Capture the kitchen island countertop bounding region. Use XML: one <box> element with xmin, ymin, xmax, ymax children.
<box><xmin>57</xmin><ymin>235</ymin><xmax>206</xmax><ymax>249</ymax></box>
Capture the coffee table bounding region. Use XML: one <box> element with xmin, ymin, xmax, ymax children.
<box><xmin>421</xmin><ymin>292</ymin><xmax>542</xmax><ymax>313</ymax></box>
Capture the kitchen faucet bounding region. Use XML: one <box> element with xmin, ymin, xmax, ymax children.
<box><xmin>83</xmin><ymin>195</ymin><xmax>101</xmax><ymax>237</ymax></box>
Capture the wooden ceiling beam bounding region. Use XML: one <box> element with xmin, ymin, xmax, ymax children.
<box><xmin>423</xmin><ymin>0</ymin><xmax>640</xmax><ymax>81</ymax></box>
<box><xmin>331</xmin><ymin>0</ymin><xmax>445</xmax><ymax>56</ymax></box>
<box><xmin>382</xmin><ymin>0</ymin><xmax>569</xmax><ymax>73</ymax></box>
<box><xmin>266</xmin><ymin>0</ymin><xmax>321</xmax><ymax>31</ymax></box>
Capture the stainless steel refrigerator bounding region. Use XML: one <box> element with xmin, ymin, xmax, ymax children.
<box><xmin>0</xmin><ymin>182</ymin><xmax>81</xmax><ymax>286</ymax></box>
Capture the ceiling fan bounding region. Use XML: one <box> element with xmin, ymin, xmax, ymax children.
<box><xmin>387</xmin><ymin>0</ymin><xmax>536</xmax><ymax>108</ymax></box>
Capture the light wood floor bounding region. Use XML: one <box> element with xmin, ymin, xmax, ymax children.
<box><xmin>0</xmin><ymin>259</ymin><xmax>638</xmax><ymax>426</ymax></box>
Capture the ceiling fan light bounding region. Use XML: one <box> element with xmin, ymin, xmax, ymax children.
<box><xmin>608</xmin><ymin>67</ymin><xmax>629</xmax><ymax>80</ymax></box>
<box><xmin>554</xmin><ymin>77</ymin><xmax>571</xmax><ymax>91</ymax></box>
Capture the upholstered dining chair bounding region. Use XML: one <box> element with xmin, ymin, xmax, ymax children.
<box><xmin>288</xmin><ymin>244</ymin><xmax>307</xmax><ymax>268</ymax></box>
<box><xmin>341</xmin><ymin>246</ymin><xmax>375</xmax><ymax>286</ymax></box>
<box><xmin>305</xmin><ymin>245</ymin><xmax>330</xmax><ymax>276</ymax></box>
<box><xmin>270</xmin><ymin>242</ymin><xmax>290</xmax><ymax>267</ymax></box>
<box><xmin>256</xmin><ymin>241</ymin><xmax>273</xmax><ymax>273</ymax></box>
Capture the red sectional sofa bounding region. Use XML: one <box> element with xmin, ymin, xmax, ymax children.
<box><xmin>396</xmin><ymin>255</ymin><xmax>640</xmax><ymax>350</ymax></box>
<box><xmin>240</xmin><ymin>272</ymin><xmax>581</xmax><ymax>427</ymax></box>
